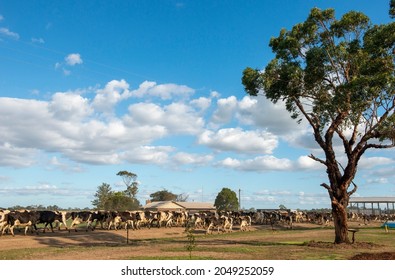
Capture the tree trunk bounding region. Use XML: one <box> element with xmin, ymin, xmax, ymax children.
<box><xmin>331</xmin><ymin>195</ymin><xmax>351</xmax><ymax>244</ymax></box>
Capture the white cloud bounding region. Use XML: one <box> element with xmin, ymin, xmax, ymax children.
<box><xmin>0</xmin><ymin>183</ymin><xmax>83</xmax><ymax>197</ymax></box>
<box><xmin>92</xmin><ymin>79</ymin><xmax>129</xmax><ymax>113</ymax></box>
<box><xmin>49</xmin><ymin>91</ymin><xmax>93</xmax><ymax>121</ymax></box>
<box><xmin>217</xmin><ymin>155</ymin><xmax>293</xmax><ymax>172</ymax></box>
<box><xmin>172</xmin><ymin>152</ymin><xmax>213</xmax><ymax>166</ymax></box>
<box><xmin>65</xmin><ymin>53</ymin><xmax>83</xmax><ymax>66</ymax></box>
<box><xmin>297</xmin><ymin>155</ymin><xmax>324</xmax><ymax>170</ymax></box>
<box><xmin>190</xmin><ymin>97</ymin><xmax>212</xmax><ymax>111</ymax></box>
<box><xmin>0</xmin><ymin>142</ymin><xmax>38</xmax><ymax>167</ymax></box>
<box><xmin>0</xmin><ymin>80</ymin><xmax>202</xmax><ymax>167</ymax></box>
<box><xmin>127</xmin><ymin>102</ymin><xmax>205</xmax><ymax>135</ymax></box>
<box><xmin>359</xmin><ymin>156</ymin><xmax>394</xmax><ymax>169</ymax></box>
<box><xmin>0</xmin><ymin>15</ymin><xmax>4</xmax><ymax>21</ymax></box>
<box><xmin>211</xmin><ymin>96</ymin><xmax>238</xmax><ymax>124</ymax></box>
<box><xmin>127</xmin><ymin>80</ymin><xmax>194</xmax><ymax>100</ymax></box>
<box><xmin>237</xmin><ymin>95</ymin><xmax>308</xmax><ymax>136</ymax></box>
<box><xmin>122</xmin><ymin>146</ymin><xmax>174</xmax><ymax>165</ymax></box>
<box><xmin>55</xmin><ymin>53</ymin><xmax>81</xmax><ymax>75</ymax></box>
<box><xmin>198</xmin><ymin>128</ymin><xmax>278</xmax><ymax>154</ymax></box>
<box><xmin>0</xmin><ymin>27</ymin><xmax>20</xmax><ymax>40</ymax></box>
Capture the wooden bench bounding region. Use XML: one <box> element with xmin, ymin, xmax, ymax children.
<box><xmin>348</xmin><ymin>229</ymin><xmax>359</xmax><ymax>244</ymax></box>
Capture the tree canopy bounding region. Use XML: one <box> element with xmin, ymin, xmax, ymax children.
<box><xmin>117</xmin><ymin>170</ymin><xmax>138</xmax><ymax>198</ymax></box>
<box><xmin>149</xmin><ymin>189</ymin><xmax>189</xmax><ymax>202</ymax></box>
<box><xmin>242</xmin><ymin>6</ymin><xmax>395</xmax><ymax>243</ymax></box>
<box><xmin>92</xmin><ymin>182</ymin><xmax>140</xmax><ymax>211</ymax></box>
<box><xmin>214</xmin><ymin>188</ymin><xmax>239</xmax><ymax>211</ymax></box>
<box><xmin>150</xmin><ymin>189</ymin><xmax>178</xmax><ymax>202</ymax></box>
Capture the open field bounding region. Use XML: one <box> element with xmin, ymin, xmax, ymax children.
<box><xmin>0</xmin><ymin>221</ymin><xmax>394</xmax><ymax>260</ymax></box>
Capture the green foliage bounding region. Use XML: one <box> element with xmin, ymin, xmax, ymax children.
<box><xmin>105</xmin><ymin>191</ymin><xmax>140</xmax><ymax>211</ymax></box>
<box><xmin>117</xmin><ymin>170</ymin><xmax>138</xmax><ymax>198</ymax></box>
<box><xmin>150</xmin><ymin>189</ymin><xmax>178</xmax><ymax>202</ymax></box>
<box><xmin>214</xmin><ymin>187</ymin><xmax>239</xmax><ymax>211</ymax></box>
<box><xmin>243</xmin><ymin>8</ymin><xmax>395</xmax><ymax>139</ymax></box>
<box><xmin>242</xmin><ymin>4</ymin><xmax>395</xmax><ymax>244</ymax></box>
<box><xmin>92</xmin><ymin>182</ymin><xmax>140</xmax><ymax>210</ymax></box>
<box><xmin>91</xmin><ymin>183</ymin><xmax>112</xmax><ymax>209</ymax></box>
<box><xmin>185</xmin><ymin>227</ymin><xmax>197</xmax><ymax>259</ymax></box>
<box><xmin>390</xmin><ymin>0</ymin><xmax>395</xmax><ymax>18</ymax></box>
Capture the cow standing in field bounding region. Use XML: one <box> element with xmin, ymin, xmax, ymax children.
<box><xmin>90</xmin><ymin>211</ymin><xmax>108</xmax><ymax>230</ymax></box>
<box><xmin>239</xmin><ymin>215</ymin><xmax>252</xmax><ymax>231</ymax></box>
<box><xmin>68</xmin><ymin>211</ymin><xmax>94</xmax><ymax>232</ymax></box>
<box><xmin>0</xmin><ymin>210</ymin><xmax>10</xmax><ymax>235</ymax></box>
<box><xmin>116</xmin><ymin>211</ymin><xmax>136</xmax><ymax>230</ymax></box>
<box><xmin>37</xmin><ymin>210</ymin><xmax>65</xmax><ymax>233</ymax></box>
<box><xmin>205</xmin><ymin>213</ymin><xmax>227</xmax><ymax>234</ymax></box>
<box><xmin>105</xmin><ymin>211</ymin><xmax>122</xmax><ymax>230</ymax></box>
<box><xmin>2</xmin><ymin>210</ymin><xmax>40</xmax><ymax>237</ymax></box>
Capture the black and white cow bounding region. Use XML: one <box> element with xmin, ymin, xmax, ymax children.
<box><xmin>37</xmin><ymin>210</ymin><xmax>65</xmax><ymax>233</ymax></box>
<box><xmin>68</xmin><ymin>211</ymin><xmax>94</xmax><ymax>232</ymax></box>
<box><xmin>3</xmin><ymin>210</ymin><xmax>40</xmax><ymax>236</ymax></box>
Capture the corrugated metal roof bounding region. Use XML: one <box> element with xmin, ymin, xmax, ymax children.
<box><xmin>349</xmin><ymin>197</ymin><xmax>395</xmax><ymax>203</ymax></box>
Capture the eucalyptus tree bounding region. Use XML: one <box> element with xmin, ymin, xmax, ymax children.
<box><xmin>116</xmin><ymin>170</ymin><xmax>139</xmax><ymax>198</ymax></box>
<box><xmin>242</xmin><ymin>6</ymin><xmax>395</xmax><ymax>243</ymax></box>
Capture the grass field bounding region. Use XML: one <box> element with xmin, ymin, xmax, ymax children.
<box><xmin>0</xmin><ymin>222</ymin><xmax>394</xmax><ymax>260</ymax></box>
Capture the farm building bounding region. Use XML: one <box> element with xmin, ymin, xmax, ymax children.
<box><xmin>142</xmin><ymin>201</ymin><xmax>216</xmax><ymax>213</ymax></box>
<box><xmin>348</xmin><ymin>197</ymin><xmax>395</xmax><ymax>215</ymax></box>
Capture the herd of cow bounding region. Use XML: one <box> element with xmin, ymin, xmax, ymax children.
<box><xmin>1</xmin><ymin>208</ymin><xmax>394</xmax><ymax>237</ymax></box>
<box><xmin>0</xmin><ymin>209</ymin><xmax>245</xmax><ymax>236</ymax></box>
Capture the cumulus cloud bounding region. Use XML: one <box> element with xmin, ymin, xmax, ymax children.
<box><xmin>172</xmin><ymin>152</ymin><xmax>213</xmax><ymax>166</ymax></box>
<box><xmin>54</xmin><ymin>53</ymin><xmax>83</xmax><ymax>76</ymax></box>
<box><xmin>237</xmin><ymin>95</ymin><xmax>308</xmax><ymax>136</ymax></box>
<box><xmin>0</xmin><ymin>27</ymin><xmax>20</xmax><ymax>39</ymax></box>
<box><xmin>217</xmin><ymin>155</ymin><xmax>293</xmax><ymax>172</ymax></box>
<box><xmin>0</xmin><ymin>81</ymin><xmax>202</xmax><ymax>167</ymax></box>
<box><xmin>0</xmin><ymin>142</ymin><xmax>38</xmax><ymax>167</ymax></box>
<box><xmin>127</xmin><ymin>80</ymin><xmax>194</xmax><ymax>100</ymax></box>
<box><xmin>297</xmin><ymin>155</ymin><xmax>325</xmax><ymax>170</ymax></box>
<box><xmin>92</xmin><ymin>79</ymin><xmax>130</xmax><ymax>113</ymax></box>
<box><xmin>127</xmin><ymin>102</ymin><xmax>205</xmax><ymax>135</ymax></box>
<box><xmin>122</xmin><ymin>146</ymin><xmax>174</xmax><ymax>165</ymax></box>
<box><xmin>198</xmin><ymin>128</ymin><xmax>278</xmax><ymax>154</ymax></box>
<box><xmin>211</xmin><ymin>96</ymin><xmax>238</xmax><ymax>124</ymax></box>
<box><xmin>65</xmin><ymin>53</ymin><xmax>83</xmax><ymax>65</ymax></box>
<box><xmin>190</xmin><ymin>96</ymin><xmax>212</xmax><ymax>111</ymax></box>
<box><xmin>358</xmin><ymin>156</ymin><xmax>395</xmax><ymax>169</ymax></box>
<box><xmin>4</xmin><ymin>78</ymin><xmax>389</xmax><ymax>176</ymax></box>
<box><xmin>49</xmin><ymin>91</ymin><xmax>93</xmax><ymax>121</ymax></box>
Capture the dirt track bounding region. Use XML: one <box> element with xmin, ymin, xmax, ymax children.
<box><xmin>0</xmin><ymin>226</ymin><xmax>190</xmax><ymax>259</ymax></box>
<box><xmin>1</xmin><ymin>222</ymin><xmax>394</xmax><ymax>260</ymax></box>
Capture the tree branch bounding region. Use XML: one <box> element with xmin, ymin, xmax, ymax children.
<box><xmin>347</xmin><ymin>182</ymin><xmax>358</xmax><ymax>197</ymax></box>
<box><xmin>308</xmin><ymin>154</ymin><xmax>327</xmax><ymax>166</ymax></box>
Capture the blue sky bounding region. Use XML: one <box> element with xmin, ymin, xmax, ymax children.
<box><xmin>0</xmin><ymin>0</ymin><xmax>394</xmax><ymax>210</ymax></box>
